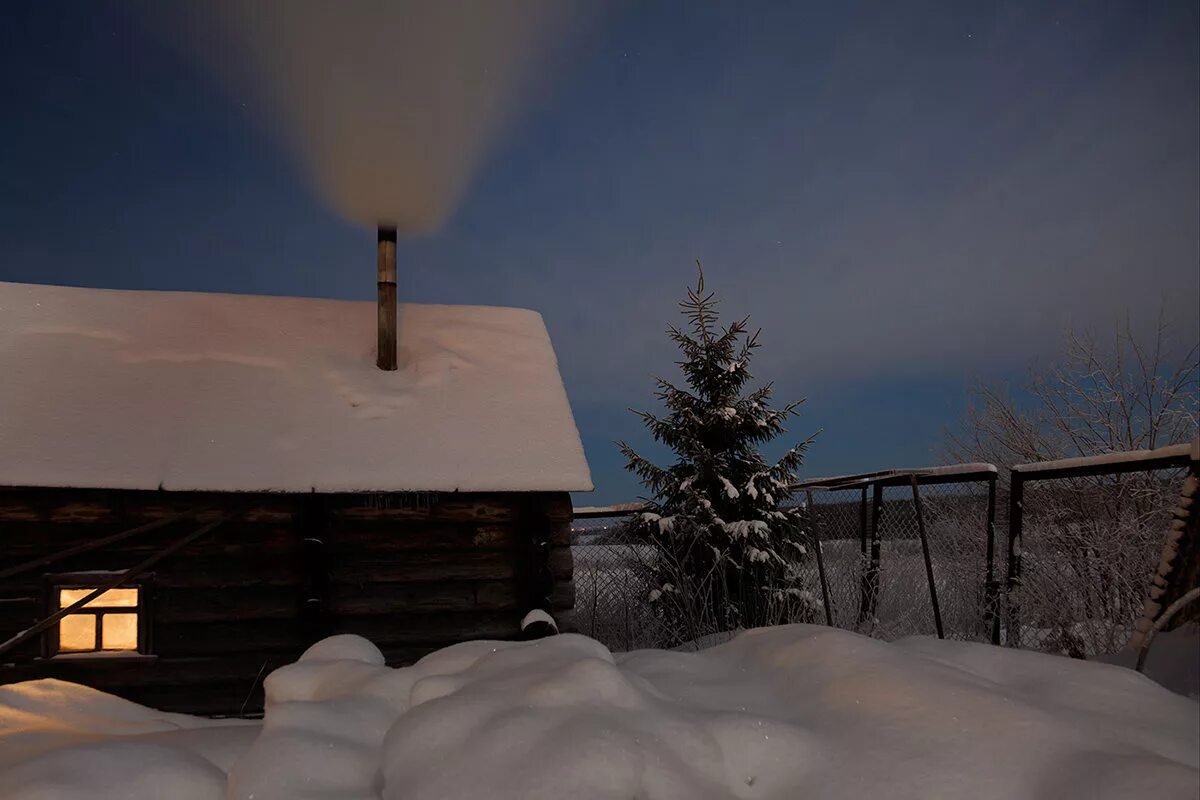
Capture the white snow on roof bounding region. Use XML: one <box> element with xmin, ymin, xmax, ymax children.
<box><xmin>0</xmin><ymin>281</ymin><xmax>592</xmax><ymax>493</ymax></box>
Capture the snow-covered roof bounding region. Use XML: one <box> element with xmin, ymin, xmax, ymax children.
<box><xmin>0</xmin><ymin>281</ymin><xmax>593</xmax><ymax>493</ymax></box>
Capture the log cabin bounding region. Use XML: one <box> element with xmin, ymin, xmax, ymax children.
<box><xmin>0</xmin><ymin>242</ymin><xmax>590</xmax><ymax>715</ymax></box>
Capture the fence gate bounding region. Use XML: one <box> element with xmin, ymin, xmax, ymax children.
<box><xmin>797</xmin><ymin>465</ymin><xmax>1000</xmax><ymax>643</ymax></box>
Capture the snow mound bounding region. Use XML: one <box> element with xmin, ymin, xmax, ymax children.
<box><xmin>1094</xmin><ymin>624</ymin><xmax>1200</xmax><ymax>700</ymax></box>
<box><xmin>2</xmin><ymin>741</ymin><xmax>226</xmax><ymax>800</ymax></box>
<box><xmin>1</xmin><ymin>627</ymin><xmax>1197</xmax><ymax>799</ymax></box>
<box><xmin>0</xmin><ymin>679</ymin><xmax>257</xmax><ymax>798</ymax></box>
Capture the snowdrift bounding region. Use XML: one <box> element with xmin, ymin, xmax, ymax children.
<box><xmin>0</xmin><ymin>626</ymin><xmax>1196</xmax><ymax>799</ymax></box>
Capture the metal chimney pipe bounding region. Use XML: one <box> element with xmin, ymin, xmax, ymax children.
<box><xmin>377</xmin><ymin>225</ymin><xmax>398</xmax><ymax>371</ymax></box>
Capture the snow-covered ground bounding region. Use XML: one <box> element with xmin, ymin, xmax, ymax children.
<box><xmin>0</xmin><ymin>626</ymin><xmax>1196</xmax><ymax>799</ymax></box>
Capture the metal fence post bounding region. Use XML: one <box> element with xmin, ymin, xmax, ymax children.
<box><xmin>856</xmin><ymin>485</ymin><xmax>870</xmax><ymax>623</ymax></box>
<box><xmin>985</xmin><ymin>475</ymin><xmax>1000</xmax><ymax>645</ymax></box>
<box><xmin>806</xmin><ymin>490</ymin><xmax>835</xmax><ymax>627</ymax></box>
<box><xmin>859</xmin><ymin>482</ymin><xmax>884</xmax><ymax>624</ymax></box>
<box><xmin>1006</xmin><ymin>472</ymin><xmax>1024</xmax><ymax>647</ymax></box>
<box><xmin>909</xmin><ymin>475</ymin><xmax>944</xmax><ymax>639</ymax></box>
<box><xmin>859</xmin><ymin>485</ymin><xmax>868</xmax><ymax>558</ymax></box>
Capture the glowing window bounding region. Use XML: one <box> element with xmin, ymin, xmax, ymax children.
<box><xmin>55</xmin><ymin>586</ymin><xmax>142</xmax><ymax>653</ymax></box>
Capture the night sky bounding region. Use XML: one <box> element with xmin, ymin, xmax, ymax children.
<box><xmin>2</xmin><ymin>1</ymin><xmax>1197</xmax><ymax>504</ymax></box>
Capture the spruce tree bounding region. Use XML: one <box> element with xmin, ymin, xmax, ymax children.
<box><xmin>619</xmin><ymin>266</ymin><xmax>820</xmax><ymax>640</ymax></box>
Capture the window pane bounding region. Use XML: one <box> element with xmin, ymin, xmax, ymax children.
<box><xmin>101</xmin><ymin>614</ymin><xmax>139</xmax><ymax>651</ymax></box>
<box><xmin>60</xmin><ymin>588</ymin><xmax>139</xmax><ymax>609</ymax></box>
<box><xmin>59</xmin><ymin>615</ymin><xmax>96</xmax><ymax>651</ymax></box>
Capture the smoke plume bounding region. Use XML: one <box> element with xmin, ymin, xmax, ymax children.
<box><xmin>154</xmin><ymin>1</ymin><xmax>596</xmax><ymax>232</ymax></box>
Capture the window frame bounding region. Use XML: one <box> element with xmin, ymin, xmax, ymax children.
<box><xmin>42</xmin><ymin>573</ymin><xmax>154</xmax><ymax>658</ymax></box>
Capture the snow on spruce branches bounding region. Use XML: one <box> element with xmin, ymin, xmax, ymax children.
<box><xmin>619</xmin><ymin>266</ymin><xmax>820</xmax><ymax>641</ymax></box>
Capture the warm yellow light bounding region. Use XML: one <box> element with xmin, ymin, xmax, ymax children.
<box><xmin>59</xmin><ymin>615</ymin><xmax>96</xmax><ymax>651</ymax></box>
<box><xmin>59</xmin><ymin>588</ymin><xmax>139</xmax><ymax>609</ymax></box>
<box><xmin>57</xmin><ymin>587</ymin><xmax>141</xmax><ymax>654</ymax></box>
<box><xmin>101</xmin><ymin>613</ymin><xmax>138</xmax><ymax>650</ymax></box>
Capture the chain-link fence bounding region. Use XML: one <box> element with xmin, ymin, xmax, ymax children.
<box><xmin>571</xmin><ymin>465</ymin><xmax>1000</xmax><ymax>651</ymax></box>
<box><xmin>1005</xmin><ymin>449</ymin><xmax>1194</xmax><ymax>657</ymax></box>
<box><xmin>572</xmin><ymin>449</ymin><xmax>1196</xmax><ymax>655</ymax></box>
<box><xmin>800</xmin><ymin>466</ymin><xmax>999</xmax><ymax>643</ymax></box>
<box><xmin>570</xmin><ymin>510</ymin><xmax>669</xmax><ymax>651</ymax></box>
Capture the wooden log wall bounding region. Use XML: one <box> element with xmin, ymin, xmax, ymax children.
<box><xmin>0</xmin><ymin>487</ymin><xmax>575</xmax><ymax>716</ymax></box>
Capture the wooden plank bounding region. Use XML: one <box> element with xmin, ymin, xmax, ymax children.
<box><xmin>1</xmin><ymin>488</ymin><xmax>295</xmax><ymax>524</ymax></box>
<box><xmin>45</xmin><ymin>502</ymin><xmax>226</xmax><ymax>525</ymax></box>
<box><xmin>548</xmin><ymin>520</ymin><xmax>572</xmax><ymax>546</ymax></box>
<box><xmin>474</xmin><ymin>580</ymin><xmax>519</xmax><ymax>610</ymax></box>
<box><xmin>540</xmin><ymin>493</ymin><xmax>573</xmax><ymax>523</ymax></box>
<box><xmin>547</xmin><ymin>547</ymin><xmax>574</xmax><ymax>580</ymax></box>
<box><xmin>151</xmin><ymin>557</ymin><xmax>303</xmax><ymax>588</ymax></box>
<box><xmin>0</xmin><ymin>597</ymin><xmax>38</xmax><ymax>621</ymax></box>
<box><xmin>46</xmin><ymin>501</ymin><xmax>119</xmax><ymax>523</ymax></box>
<box><xmin>331</xmin><ymin>494</ymin><xmax>521</xmax><ymax>523</ymax></box>
<box><xmin>332</xmin><ymin>611</ymin><xmax>521</xmax><ymax>645</ymax></box>
<box><xmin>153</xmin><ymin>620</ymin><xmax>311</xmax><ymax>658</ymax></box>
<box><xmin>331</xmin><ymin>551</ymin><xmax>515</xmax><ymax>583</ymax></box>
<box><xmin>0</xmin><ymin>516</ymin><xmax>230</xmax><ymax>659</ymax></box>
<box><xmin>0</xmin><ymin>508</ymin><xmax>208</xmax><ymax>580</ymax></box>
<box><xmin>0</xmin><ymin>497</ymin><xmax>42</xmax><ymax>521</ymax></box>
<box><xmin>154</xmin><ymin>587</ymin><xmax>300</xmax><ymax>623</ymax></box>
<box><xmin>0</xmin><ymin>553</ymin><xmax>303</xmax><ymax>591</ymax></box>
<box><xmin>796</xmin><ymin>463</ymin><xmax>999</xmax><ymax>491</ymax></box>
<box><xmin>472</xmin><ymin>524</ymin><xmax>518</xmax><ymax>548</ymax></box>
<box><xmin>331</xmin><ymin>581</ymin><xmax>483</xmax><ymax>614</ymax></box>
<box><xmin>572</xmin><ymin>503</ymin><xmax>643</xmax><ymax>519</ymax></box>
<box><xmin>0</xmin><ymin>520</ymin><xmax>296</xmax><ymax>551</ymax></box>
<box><xmin>1011</xmin><ymin>443</ymin><xmax>1193</xmax><ymax>480</ymax></box>
<box><xmin>548</xmin><ymin>580</ymin><xmax>575</xmax><ymax>609</ymax></box>
<box><xmin>0</xmin><ymin>597</ymin><xmax>40</xmax><ymax>658</ymax></box>
<box><xmin>330</xmin><ymin>524</ymin><xmax>517</xmax><ymax>552</ymax></box>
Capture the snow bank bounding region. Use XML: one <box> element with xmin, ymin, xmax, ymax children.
<box><xmin>0</xmin><ymin>280</ymin><xmax>592</xmax><ymax>492</ymax></box>
<box><xmin>0</xmin><ymin>679</ymin><xmax>257</xmax><ymax>799</ymax></box>
<box><xmin>1</xmin><ymin>628</ymin><xmax>1197</xmax><ymax>799</ymax></box>
<box><xmin>1095</xmin><ymin>624</ymin><xmax>1200</xmax><ymax>700</ymax></box>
